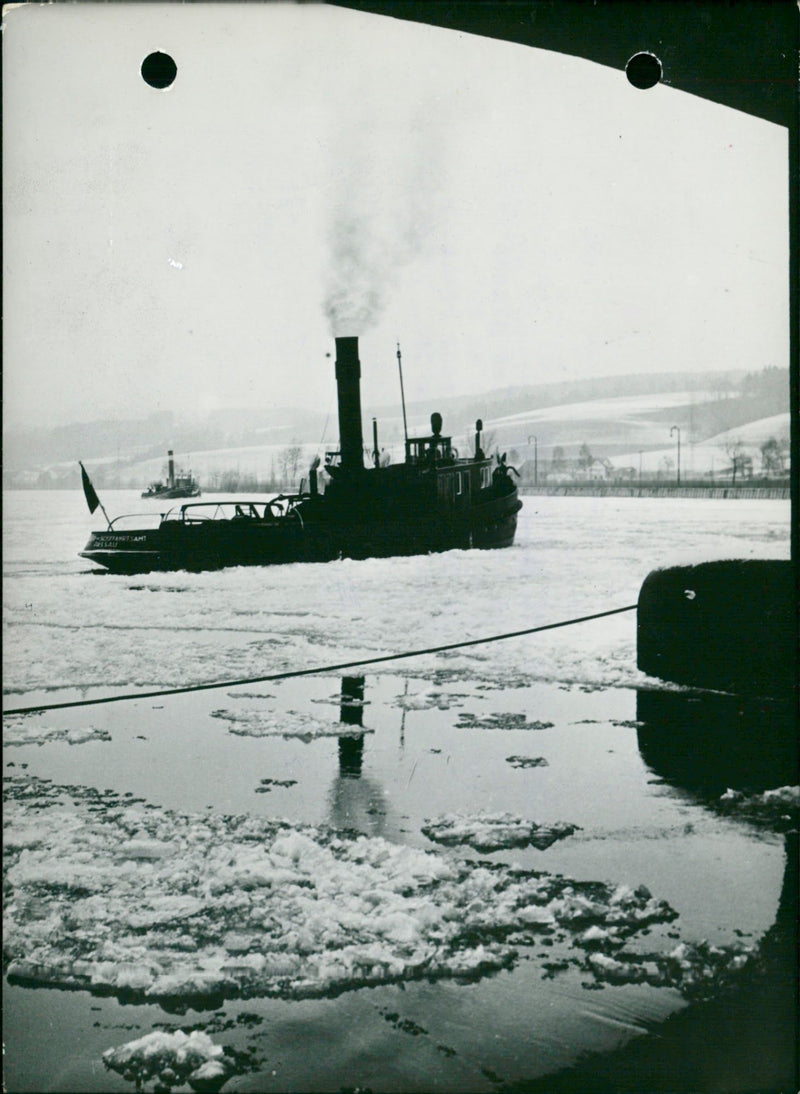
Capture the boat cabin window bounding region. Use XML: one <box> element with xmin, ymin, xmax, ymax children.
<box><xmin>233</xmin><ymin>503</ymin><xmax>261</xmax><ymax>520</ymax></box>
<box><xmin>406</xmin><ymin>436</ymin><xmax>453</xmax><ymax>466</ymax></box>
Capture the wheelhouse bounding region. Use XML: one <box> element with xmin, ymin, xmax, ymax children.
<box><xmin>405</xmin><ymin>434</ymin><xmax>457</xmax><ymax>466</ymax></box>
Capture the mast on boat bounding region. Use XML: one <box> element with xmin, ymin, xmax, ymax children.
<box><xmin>397</xmin><ymin>342</ymin><xmax>409</xmax><ymax>448</ymax></box>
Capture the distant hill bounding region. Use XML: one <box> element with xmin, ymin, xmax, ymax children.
<box><xmin>3</xmin><ymin>367</ymin><xmax>789</xmax><ymax>488</ymax></box>
<box><xmin>396</xmin><ymin>368</ymin><xmax>750</xmax><ymax>435</ymax></box>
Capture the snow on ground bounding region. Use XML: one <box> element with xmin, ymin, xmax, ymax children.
<box><xmin>3</xmin><ymin>775</ymin><xmax>755</xmax><ymax>1006</ymax></box>
<box><xmin>705</xmin><ymin>412</ymin><xmax>790</xmax><ymax>448</ymax></box>
<box><xmin>612</xmin><ymin>443</ymin><xmax>733</xmax><ymax>475</ymax></box>
<box><xmin>488</xmin><ymin>392</ymin><xmax>713</xmax><ymax>427</ymax></box>
<box><xmin>612</xmin><ymin>412</ymin><xmax>789</xmax><ymax>475</ymax></box>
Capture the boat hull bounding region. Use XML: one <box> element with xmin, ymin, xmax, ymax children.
<box><xmin>471</xmin><ymin>489</ymin><xmax>523</xmax><ymax>550</ymax></box>
<box><xmin>141</xmin><ymin>487</ymin><xmax>201</xmax><ymax>499</ymax></box>
<box><xmin>80</xmin><ymin>488</ymin><xmax>522</xmax><ymax>574</ymax></box>
<box><xmin>79</xmin><ymin>529</ymin><xmax>164</xmax><ymax>574</ymax></box>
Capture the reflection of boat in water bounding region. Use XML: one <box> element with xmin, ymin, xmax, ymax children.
<box><xmin>141</xmin><ymin>450</ymin><xmax>201</xmax><ymax>499</ymax></box>
<box><xmin>328</xmin><ymin>677</ymin><xmax>388</xmax><ymax>838</ymax></box>
<box><xmin>80</xmin><ymin>337</ymin><xmax>521</xmax><ymax>573</ymax></box>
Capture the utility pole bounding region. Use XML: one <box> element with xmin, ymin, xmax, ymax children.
<box><xmin>528</xmin><ymin>435</ymin><xmax>538</xmax><ymax>484</ymax></box>
<box><xmin>670</xmin><ymin>426</ymin><xmax>681</xmax><ymax>486</ymax></box>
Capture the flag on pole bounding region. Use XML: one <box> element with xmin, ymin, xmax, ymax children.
<box><xmin>79</xmin><ymin>462</ymin><xmax>101</xmax><ymax>514</ymax></box>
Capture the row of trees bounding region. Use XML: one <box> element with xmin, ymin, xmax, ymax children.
<box><xmin>204</xmin><ymin>445</ymin><xmax>306</xmax><ymax>493</ymax></box>
<box><xmin>506</xmin><ymin>435</ymin><xmax>789</xmax><ymax>486</ymax></box>
<box><xmin>193</xmin><ymin>434</ymin><xmax>792</xmax><ymax>492</ymax></box>
<box><xmin>721</xmin><ymin>436</ymin><xmax>789</xmax><ymax>482</ymax></box>
<box><xmin>4</xmin><ymin>432</ymin><xmax>790</xmax><ymax>492</ymax></box>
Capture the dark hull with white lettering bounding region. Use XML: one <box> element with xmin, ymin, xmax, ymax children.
<box><xmin>80</xmin><ymin>528</ymin><xmax>164</xmax><ymax>574</ymax></box>
<box><xmin>80</xmin><ymin>479</ymin><xmax>521</xmax><ymax>574</ymax></box>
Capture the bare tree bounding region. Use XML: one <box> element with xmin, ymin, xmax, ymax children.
<box><xmin>723</xmin><ymin>437</ymin><xmax>747</xmax><ymax>483</ymax></box>
<box><xmin>279</xmin><ymin>445</ymin><xmax>303</xmax><ymax>488</ymax></box>
<box><xmin>760</xmin><ymin>436</ymin><xmax>788</xmax><ymax>476</ymax></box>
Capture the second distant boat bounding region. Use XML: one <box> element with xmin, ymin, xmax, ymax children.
<box><xmin>141</xmin><ymin>450</ymin><xmax>201</xmax><ymax>499</ymax></box>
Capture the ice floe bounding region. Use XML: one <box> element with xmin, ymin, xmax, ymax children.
<box><xmin>2</xmin><ymin>775</ymin><xmax>708</xmax><ymax>1004</ymax></box>
<box><xmin>422</xmin><ymin>812</ymin><xmax>578</xmax><ymax>851</ymax></box>
<box><xmin>254</xmin><ymin>778</ymin><xmax>297</xmax><ymax>794</ymax></box>
<box><xmin>210</xmin><ymin>708</ymin><xmax>373</xmax><ymax>741</ymax></box>
<box><xmin>103</xmin><ymin>1029</ymin><xmax>235</xmax><ymax>1091</ymax></box>
<box><xmin>4</xmin><ymin>495</ymin><xmax>789</xmax><ymax>700</ymax></box>
<box><xmin>506</xmin><ymin>755</ymin><xmax>549</xmax><ymax>768</ymax></box>
<box><xmin>3</xmin><ymin>717</ymin><xmax>111</xmax><ymax>748</ymax></box>
<box><xmin>393</xmin><ymin>687</ymin><xmax>466</xmax><ymax>711</ymax></box>
<box><xmin>718</xmin><ymin>785</ymin><xmax>799</xmax><ymax>830</ymax></box>
<box><xmin>584</xmin><ymin>937</ymin><xmax>754</xmax><ymax>1000</ymax></box>
<box><xmin>456</xmin><ymin>713</ymin><xmax>554</xmax><ymax>731</ymax></box>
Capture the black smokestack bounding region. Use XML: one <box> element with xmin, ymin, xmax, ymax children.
<box><xmin>167</xmin><ymin>450</ymin><xmax>175</xmax><ymax>488</ymax></box>
<box><xmin>335</xmin><ymin>337</ymin><xmax>364</xmax><ymax>473</ymax></box>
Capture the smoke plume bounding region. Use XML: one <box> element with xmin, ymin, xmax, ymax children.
<box><xmin>323</xmin><ymin>113</ymin><xmax>442</xmax><ymax>337</ymax></box>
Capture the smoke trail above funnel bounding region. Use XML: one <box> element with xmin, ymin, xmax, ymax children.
<box><xmin>322</xmin><ymin>110</ymin><xmax>444</xmax><ymax>337</ymax></box>
<box><xmin>324</xmin><ymin>213</ymin><xmax>390</xmax><ymax>336</ymax></box>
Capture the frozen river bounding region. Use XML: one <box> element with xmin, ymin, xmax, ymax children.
<box><xmin>3</xmin><ymin>490</ymin><xmax>796</xmax><ymax>1092</ymax></box>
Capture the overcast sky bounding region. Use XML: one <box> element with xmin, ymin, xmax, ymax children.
<box><xmin>3</xmin><ymin>2</ymin><xmax>789</xmax><ymax>431</ymax></box>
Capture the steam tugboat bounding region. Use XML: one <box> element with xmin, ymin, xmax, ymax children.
<box><xmin>80</xmin><ymin>337</ymin><xmax>522</xmax><ymax>573</ymax></box>
<box><xmin>141</xmin><ymin>451</ymin><xmax>201</xmax><ymax>499</ymax></box>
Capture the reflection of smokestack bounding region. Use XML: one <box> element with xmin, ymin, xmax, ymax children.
<box><xmin>339</xmin><ymin>676</ymin><xmax>365</xmax><ymax>726</ymax></box>
<box><xmin>338</xmin><ymin>736</ymin><xmax>364</xmax><ymax>778</ymax></box>
<box><xmin>167</xmin><ymin>450</ymin><xmax>175</xmax><ymax>489</ymax></box>
<box><xmin>338</xmin><ymin>676</ymin><xmax>365</xmax><ymax>777</ymax></box>
<box><xmin>335</xmin><ymin>337</ymin><xmax>364</xmax><ymax>473</ymax></box>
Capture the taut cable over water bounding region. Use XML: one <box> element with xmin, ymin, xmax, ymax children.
<box><xmin>3</xmin><ymin>604</ymin><xmax>637</xmax><ymax>715</ymax></box>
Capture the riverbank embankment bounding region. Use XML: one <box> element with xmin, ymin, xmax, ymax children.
<box><xmin>519</xmin><ymin>485</ymin><xmax>789</xmax><ymax>499</ymax></box>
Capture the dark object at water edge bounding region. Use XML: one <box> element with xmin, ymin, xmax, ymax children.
<box><xmin>80</xmin><ymin>337</ymin><xmax>522</xmax><ymax>573</ymax></box>
<box><xmin>636</xmin><ymin>688</ymin><xmax>797</xmax><ymax>797</ymax></box>
<box><xmin>637</xmin><ymin>560</ymin><xmax>796</xmax><ymax>699</ymax></box>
